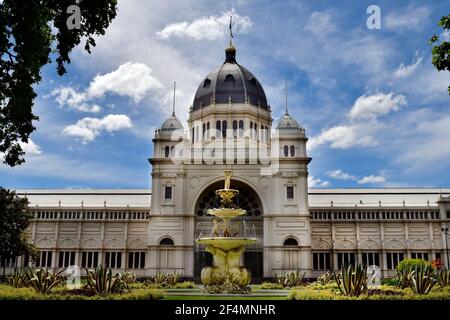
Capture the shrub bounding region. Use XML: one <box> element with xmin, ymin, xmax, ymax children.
<box><xmin>274</xmin><ymin>270</ymin><xmax>306</xmax><ymax>288</ymax></box>
<box><xmin>172</xmin><ymin>281</ymin><xmax>195</xmax><ymax>289</ymax></box>
<box><xmin>260</xmin><ymin>282</ymin><xmax>284</xmax><ymax>290</ymax></box>
<box><xmin>381</xmin><ymin>278</ymin><xmax>399</xmax><ymax>287</ymax></box>
<box><xmin>316</xmin><ymin>271</ymin><xmax>335</xmax><ymax>285</ymax></box>
<box><xmin>122</xmin><ymin>272</ymin><xmax>137</xmax><ymax>287</ymax></box>
<box><xmin>166</xmin><ymin>272</ymin><xmax>182</xmax><ymax>286</ymax></box>
<box><xmin>334</xmin><ymin>264</ymin><xmax>368</xmax><ymax>296</ymax></box>
<box><xmin>408</xmin><ymin>264</ymin><xmax>436</xmax><ymax>294</ymax></box>
<box><xmin>7</xmin><ymin>270</ymin><xmax>26</xmax><ymax>288</ymax></box>
<box><xmin>19</xmin><ymin>267</ymin><xmax>64</xmax><ymax>294</ymax></box>
<box><xmin>396</xmin><ymin>259</ymin><xmax>431</xmax><ymax>288</ymax></box>
<box><xmin>436</xmin><ymin>268</ymin><xmax>450</xmax><ymax>288</ymax></box>
<box><xmin>147</xmin><ymin>272</ymin><xmax>182</xmax><ymax>288</ymax></box>
<box><xmin>85</xmin><ymin>266</ymin><xmax>126</xmax><ymax>294</ymax></box>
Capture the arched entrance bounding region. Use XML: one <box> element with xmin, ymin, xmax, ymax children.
<box><xmin>193</xmin><ymin>179</ymin><xmax>264</xmax><ymax>283</ymax></box>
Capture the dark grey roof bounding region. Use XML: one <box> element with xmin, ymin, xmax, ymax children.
<box><xmin>192</xmin><ymin>46</ymin><xmax>268</xmax><ymax>110</ymax></box>
<box><xmin>277</xmin><ymin>112</ymin><xmax>300</xmax><ymax>129</ymax></box>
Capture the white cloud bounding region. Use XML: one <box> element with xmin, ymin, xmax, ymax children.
<box><xmin>50</xmin><ymin>62</ymin><xmax>163</xmax><ymax>113</ymax></box>
<box><xmin>50</xmin><ymin>86</ymin><xmax>101</xmax><ymax>113</ymax></box>
<box><xmin>349</xmin><ymin>92</ymin><xmax>406</xmax><ymax>120</ymax></box>
<box><xmin>394</xmin><ymin>53</ymin><xmax>423</xmax><ymax>78</ymax></box>
<box><xmin>87</xmin><ymin>62</ymin><xmax>163</xmax><ymax>103</ymax></box>
<box><xmin>308</xmin><ymin>176</ymin><xmax>330</xmax><ymax>188</ymax></box>
<box><xmin>326</xmin><ymin>169</ymin><xmax>357</xmax><ymax>181</ymax></box>
<box><xmin>62</xmin><ymin>114</ymin><xmax>133</xmax><ymax>144</ymax></box>
<box><xmin>156</xmin><ymin>10</ymin><xmax>252</xmax><ymax>40</ymax></box>
<box><xmin>308</xmin><ymin>124</ymin><xmax>377</xmax><ymax>150</ymax></box>
<box><xmin>19</xmin><ymin>139</ymin><xmax>42</xmax><ymax>155</ymax></box>
<box><xmin>358</xmin><ymin>175</ymin><xmax>386</xmax><ymax>184</ymax></box>
<box><xmin>385</xmin><ymin>6</ymin><xmax>431</xmax><ymax>31</ymax></box>
<box><xmin>305</xmin><ymin>12</ymin><xmax>334</xmax><ymax>36</ymax></box>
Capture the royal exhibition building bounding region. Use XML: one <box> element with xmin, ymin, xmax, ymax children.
<box><xmin>4</xmin><ymin>43</ymin><xmax>450</xmax><ymax>283</ymax></box>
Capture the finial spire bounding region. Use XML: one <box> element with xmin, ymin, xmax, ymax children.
<box><xmin>172</xmin><ymin>81</ymin><xmax>176</xmax><ymax>116</ymax></box>
<box><xmin>285</xmin><ymin>78</ymin><xmax>289</xmax><ymax>115</ymax></box>
<box><xmin>229</xmin><ymin>15</ymin><xmax>234</xmax><ymax>47</ymax></box>
<box><xmin>225</xmin><ymin>15</ymin><xmax>236</xmax><ymax>63</ymax></box>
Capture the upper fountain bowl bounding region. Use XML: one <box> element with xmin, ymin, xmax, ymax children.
<box><xmin>207</xmin><ymin>208</ymin><xmax>246</xmax><ymax>219</ymax></box>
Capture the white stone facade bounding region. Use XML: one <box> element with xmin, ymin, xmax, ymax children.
<box><xmin>4</xmin><ymin>45</ymin><xmax>450</xmax><ymax>281</ymax></box>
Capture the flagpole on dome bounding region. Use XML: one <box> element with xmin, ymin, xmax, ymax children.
<box><xmin>229</xmin><ymin>15</ymin><xmax>234</xmax><ymax>47</ymax></box>
<box><xmin>172</xmin><ymin>80</ymin><xmax>176</xmax><ymax>116</ymax></box>
<box><xmin>225</xmin><ymin>15</ymin><xmax>236</xmax><ymax>63</ymax></box>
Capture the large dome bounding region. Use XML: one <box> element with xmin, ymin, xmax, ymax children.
<box><xmin>192</xmin><ymin>45</ymin><xmax>269</xmax><ymax>111</ymax></box>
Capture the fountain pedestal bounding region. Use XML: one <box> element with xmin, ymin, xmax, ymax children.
<box><xmin>195</xmin><ymin>173</ymin><xmax>258</xmax><ymax>294</ymax></box>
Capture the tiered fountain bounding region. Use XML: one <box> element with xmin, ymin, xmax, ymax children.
<box><xmin>196</xmin><ymin>170</ymin><xmax>258</xmax><ymax>294</ymax></box>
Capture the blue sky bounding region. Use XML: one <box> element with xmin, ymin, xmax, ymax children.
<box><xmin>1</xmin><ymin>0</ymin><xmax>450</xmax><ymax>189</ymax></box>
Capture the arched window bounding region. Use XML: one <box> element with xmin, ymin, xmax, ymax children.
<box><xmin>216</xmin><ymin>121</ymin><xmax>221</xmax><ymax>138</ymax></box>
<box><xmin>222</xmin><ymin>120</ymin><xmax>227</xmax><ymax>138</ymax></box>
<box><xmin>206</xmin><ymin>122</ymin><xmax>210</xmax><ymax>138</ymax></box>
<box><xmin>254</xmin><ymin>125</ymin><xmax>257</xmax><ymax>140</ymax></box>
<box><xmin>283</xmin><ymin>237</ymin><xmax>298</xmax><ymax>246</ymax></box>
<box><xmin>284</xmin><ymin>145</ymin><xmax>289</xmax><ymax>157</ymax></box>
<box><xmin>191</xmin><ymin>127</ymin><xmax>195</xmax><ymax>142</ymax></box>
<box><xmin>233</xmin><ymin>120</ymin><xmax>238</xmax><ymax>137</ymax></box>
<box><xmin>159</xmin><ymin>237</ymin><xmax>174</xmax><ymax>246</ymax></box>
<box><xmin>164</xmin><ymin>146</ymin><xmax>170</xmax><ymax>158</ymax></box>
<box><xmin>290</xmin><ymin>145</ymin><xmax>295</xmax><ymax>157</ymax></box>
<box><xmin>202</xmin><ymin>123</ymin><xmax>206</xmax><ymax>139</ymax></box>
<box><xmin>203</xmin><ymin>79</ymin><xmax>211</xmax><ymax>88</ymax></box>
<box><xmin>170</xmin><ymin>146</ymin><xmax>174</xmax><ymax>156</ymax></box>
<box><xmin>224</xmin><ymin>74</ymin><xmax>235</xmax><ymax>82</ymax></box>
<box><xmin>250</xmin><ymin>122</ymin><xmax>253</xmax><ymax>138</ymax></box>
<box><xmin>239</xmin><ymin>120</ymin><xmax>244</xmax><ymax>137</ymax></box>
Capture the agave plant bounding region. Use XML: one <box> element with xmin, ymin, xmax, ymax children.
<box><xmin>334</xmin><ymin>264</ymin><xmax>368</xmax><ymax>296</ymax></box>
<box><xmin>151</xmin><ymin>272</ymin><xmax>168</xmax><ymax>286</ymax></box>
<box><xmin>274</xmin><ymin>270</ymin><xmax>305</xmax><ymax>288</ymax></box>
<box><xmin>274</xmin><ymin>273</ymin><xmax>288</xmax><ymax>287</ymax></box>
<box><xmin>85</xmin><ymin>265</ymin><xmax>125</xmax><ymax>294</ymax></box>
<box><xmin>122</xmin><ymin>272</ymin><xmax>137</xmax><ymax>287</ymax></box>
<box><xmin>19</xmin><ymin>267</ymin><xmax>64</xmax><ymax>293</ymax></box>
<box><xmin>408</xmin><ymin>264</ymin><xmax>437</xmax><ymax>294</ymax></box>
<box><xmin>166</xmin><ymin>271</ymin><xmax>182</xmax><ymax>286</ymax></box>
<box><xmin>436</xmin><ymin>268</ymin><xmax>450</xmax><ymax>288</ymax></box>
<box><xmin>8</xmin><ymin>269</ymin><xmax>26</xmax><ymax>288</ymax></box>
<box><xmin>316</xmin><ymin>271</ymin><xmax>335</xmax><ymax>285</ymax></box>
<box><xmin>285</xmin><ymin>270</ymin><xmax>306</xmax><ymax>287</ymax></box>
<box><xmin>396</xmin><ymin>268</ymin><xmax>411</xmax><ymax>289</ymax></box>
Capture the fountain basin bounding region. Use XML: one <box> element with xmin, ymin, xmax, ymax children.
<box><xmin>207</xmin><ymin>208</ymin><xmax>246</xmax><ymax>219</ymax></box>
<box><xmin>196</xmin><ymin>237</ymin><xmax>257</xmax><ymax>251</ymax></box>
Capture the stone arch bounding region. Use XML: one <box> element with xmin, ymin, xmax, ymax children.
<box><xmin>157</xmin><ymin>235</ymin><xmax>175</xmax><ymax>246</ymax></box>
<box><xmin>282</xmin><ymin>236</ymin><xmax>300</xmax><ymax>246</ymax></box>
<box><xmin>189</xmin><ymin>176</ymin><xmax>266</xmax><ymax>215</ymax></box>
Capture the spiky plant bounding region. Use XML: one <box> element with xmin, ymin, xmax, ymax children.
<box><xmin>334</xmin><ymin>264</ymin><xmax>368</xmax><ymax>296</ymax></box>
<box><xmin>166</xmin><ymin>271</ymin><xmax>181</xmax><ymax>286</ymax></box>
<box><xmin>19</xmin><ymin>267</ymin><xmax>64</xmax><ymax>293</ymax></box>
<box><xmin>122</xmin><ymin>272</ymin><xmax>137</xmax><ymax>287</ymax></box>
<box><xmin>274</xmin><ymin>273</ymin><xmax>288</xmax><ymax>287</ymax></box>
<box><xmin>7</xmin><ymin>269</ymin><xmax>26</xmax><ymax>288</ymax></box>
<box><xmin>316</xmin><ymin>271</ymin><xmax>335</xmax><ymax>285</ymax></box>
<box><xmin>409</xmin><ymin>264</ymin><xmax>437</xmax><ymax>294</ymax></box>
<box><xmin>151</xmin><ymin>272</ymin><xmax>168</xmax><ymax>286</ymax></box>
<box><xmin>436</xmin><ymin>268</ymin><xmax>450</xmax><ymax>288</ymax></box>
<box><xmin>85</xmin><ymin>265</ymin><xmax>125</xmax><ymax>294</ymax></box>
<box><xmin>285</xmin><ymin>270</ymin><xmax>306</xmax><ymax>287</ymax></box>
